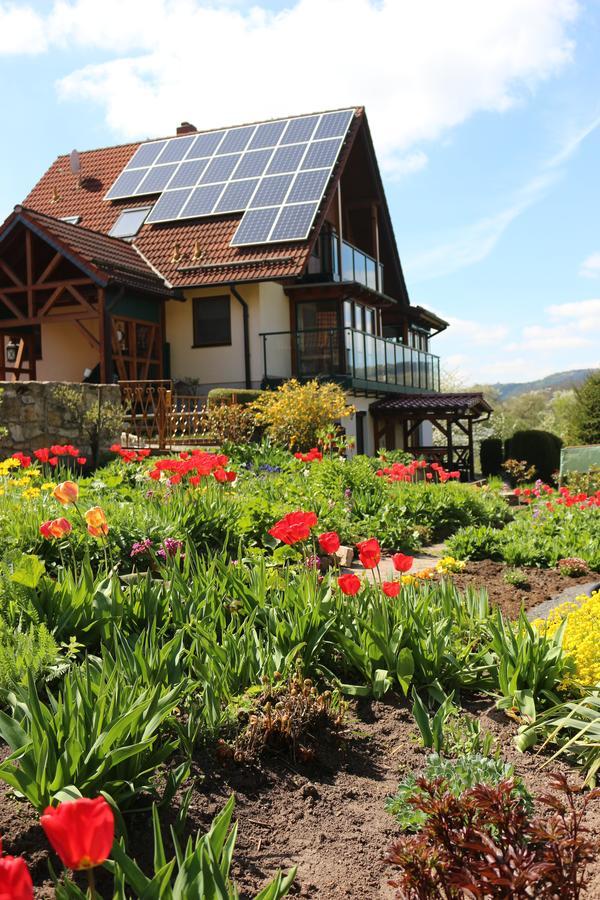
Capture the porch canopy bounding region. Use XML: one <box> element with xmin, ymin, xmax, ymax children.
<box><xmin>0</xmin><ymin>206</ymin><xmax>172</xmax><ymax>382</ymax></box>
<box><xmin>370</xmin><ymin>391</ymin><xmax>492</xmax><ymax>480</ymax></box>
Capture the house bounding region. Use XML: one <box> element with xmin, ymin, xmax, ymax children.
<box><xmin>0</xmin><ymin>107</ymin><xmax>490</xmax><ymax>474</ymax></box>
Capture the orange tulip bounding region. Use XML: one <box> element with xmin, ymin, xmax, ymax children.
<box><xmin>85</xmin><ymin>507</ymin><xmax>108</xmax><ymax>538</ymax></box>
<box><xmin>53</xmin><ymin>481</ymin><xmax>79</xmax><ymax>506</ymax></box>
<box><xmin>49</xmin><ymin>517</ymin><xmax>72</xmax><ymax>539</ymax></box>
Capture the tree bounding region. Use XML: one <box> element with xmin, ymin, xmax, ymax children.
<box><xmin>571</xmin><ymin>371</ymin><xmax>600</xmax><ymax>445</ymax></box>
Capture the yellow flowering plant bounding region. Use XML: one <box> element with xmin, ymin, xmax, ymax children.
<box><xmin>435</xmin><ymin>556</ymin><xmax>466</xmax><ymax>575</ymax></box>
<box><xmin>251</xmin><ymin>379</ymin><xmax>355</xmax><ymax>452</ymax></box>
<box><xmin>533</xmin><ymin>591</ymin><xmax>600</xmax><ymax>689</ymax></box>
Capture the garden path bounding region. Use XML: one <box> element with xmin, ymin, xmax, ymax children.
<box><xmin>347</xmin><ymin>542</ymin><xmax>447</xmax><ymax>582</ymax></box>
<box><xmin>526</xmin><ymin>579</ymin><xmax>600</xmax><ymax>621</ymax></box>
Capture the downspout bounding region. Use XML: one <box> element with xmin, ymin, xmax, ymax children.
<box><xmin>229</xmin><ymin>284</ymin><xmax>252</xmax><ymax>389</ymax></box>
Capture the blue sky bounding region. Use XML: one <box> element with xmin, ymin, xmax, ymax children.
<box><xmin>1</xmin><ymin>0</ymin><xmax>599</xmax><ymax>384</ymax></box>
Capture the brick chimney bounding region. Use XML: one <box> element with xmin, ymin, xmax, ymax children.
<box><xmin>176</xmin><ymin>122</ymin><xmax>197</xmax><ymax>135</ymax></box>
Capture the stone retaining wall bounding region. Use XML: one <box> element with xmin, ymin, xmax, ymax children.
<box><xmin>0</xmin><ymin>381</ymin><xmax>122</xmax><ymax>460</ymax></box>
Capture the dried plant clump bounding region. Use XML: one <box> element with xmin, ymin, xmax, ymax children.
<box><xmin>385</xmin><ymin>773</ymin><xmax>600</xmax><ymax>899</ymax></box>
<box><xmin>217</xmin><ymin>674</ymin><xmax>345</xmax><ymax>764</ymax></box>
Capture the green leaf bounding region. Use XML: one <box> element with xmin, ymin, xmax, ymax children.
<box><xmin>11</xmin><ymin>554</ymin><xmax>46</xmax><ymax>589</ymax></box>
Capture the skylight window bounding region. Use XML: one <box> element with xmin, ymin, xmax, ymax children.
<box><xmin>109</xmin><ymin>206</ymin><xmax>152</xmax><ymax>239</ymax></box>
<box><xmin>61</xmin><ymin>215</ymin><xmax>81</xmax><ymax>225</ymax></box>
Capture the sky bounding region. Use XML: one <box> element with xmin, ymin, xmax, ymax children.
<box><xmin>0</xmin><ymin>0</ymin><xmax>599</xmax><ymax>386</ymax></box>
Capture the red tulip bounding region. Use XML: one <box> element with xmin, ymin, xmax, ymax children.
<box><xmin>357</xmin><ymin>538</ymin><xmax>381</xmax><ymax>569</ymax></box>
<box><xmin>382</xmin><ymin>581</ymin><xmax>401</xmax><ymax>597</ymax></box>
<box><xmin>40</xmin><ymin>797</ymin><xmax>114</xmax><ymax>871</ymax></box>
<box><xmin>76</xmin><ymin>457</ymin><xmax>87</xmax><ymax>466</ymax></box>
<box><xmin>318</xmin><ymin>531</ymin><xmax>340</xmax><ymax>554</ymax></box>
<box><xmin>0</xmin><ymin>840</ymin><xmax>33</xmax><ymax>899</ymax></box>
<box><xmin>337</xmin><ymin>572</ymin><xmax>361</xmax><ymax>596</ymax></box>
<box><xmin>392</xmin><ymin>552</ymin><xmax>414</xmax><ymax>573</ymax></box>
<box><xmin>269</xmin><ymin>510</ymin><xmax>318</xmax><ymax>545</ymax></box>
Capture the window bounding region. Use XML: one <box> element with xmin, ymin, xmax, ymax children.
<box><xmin>60</xmin><ymin>215</ymin><xmax>81</xmax><ymax>225</ymax></box>
<box><xmin>109</xmin><ymin>206</ymin><xmax>152</xmax><ymax>239</ymax></box>
<box><xmin>192</xmin><ymin>295</ymin><xmax>231</xmax><ymax>347</ymax></box>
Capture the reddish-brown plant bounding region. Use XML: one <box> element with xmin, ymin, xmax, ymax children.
<box><xmin>385</xmin><ymin>773</ymin><xmax>600</xmax><ymax>899</ymax></box>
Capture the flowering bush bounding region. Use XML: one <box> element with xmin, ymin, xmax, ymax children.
<box><xmin>251</xmin><ymin>379</ymin><xmax>354</xmax><ymax>451</ymax></box>
<box><xmin>533</xmin><ymin>591</ymin><xmax>600</xmax><ymax>688</ymax></box>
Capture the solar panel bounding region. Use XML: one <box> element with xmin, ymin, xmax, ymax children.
<box><xmin>215</xmin><ymin>179</ymin><xmax>260</xmax><ymax>214</ymax></box>
<box><xmin>314</xmin><ymin>109</ymin><xmax>354</xmax><ymax>140</ymax></box>
<box><xmin>270</xmin><ymin>203</ymin><xmax>319</xmax><ymax>241</ymax></box>
<box><xmin>249</xmin><ymin>174</ymin><xmax>293</xmax><ymax>208</ymax></box>
<box><xmin>266</xmin><ymin>144</ymin><xmax>307</xmax><ymax>175</ymax></box>
<box><xmin>105</xmin><ymin>168</ymin><xmax>149</xmax><ymax>200</ymax></box>
<box><xmin>287</xmin><ymin>168</ymin><xmax>330</xmax><ymax>203</ymax></box>
<box><xmin>135</xmin><ymin>163</ymin><xmax>179</xmax><ymax>195</ymax></box>
<box><xmin>230</xmin><ymin>207</ymin><xmax>279</xmax><ymax>246</ymax></box>
<box><xmin>186</xmin><ymin>131</ymin><xmax>226</xmax><ymax>158</ymax></box>
<box><xmin>168</xmin><ymin>158</ymin><xmax>210</xmax><ymax>189</ymax></box>
<box><xmin>156</xmin><ymin>134</ymin><xmax>197</xmax><ymax>164</ymax></box>
<box><xmin>218</xmin><ymin>125</ymin><xmax>255</xmax><ymax>154</ymax></box>
<box><xmin>233</xmin><ymin>149</ymin><xmax>273</xmax><ymax>179</ymax></box>
<box><xmin>301</xmin><ymin>138</ymin><xmax>343</xmax><ymax>170</ymax></box>
<box><xmin>200</xmin><ymin>154</ymin><xmax>242</xmax><ymax>184</ymax></box>
<box><xmin>105</xmin><ymin>108</ymin><xmax>356</xmax><ymax>243</ymax></box>
<box><xmin>249</xmin><ymin>120</ymin><xmax>287</xmax><ymax>149</ymax></box>
<box><xmin>145</xmin><ymin>189</ymin><xmax>191</xmax><ymax>223</ymax></box>
<box><xmin>125</xmin><ymin>141</ymin><xmax>167</xmax><ymax>169</ymax></box>
<box><xmin>281</xmin><ymin>115</ymin><xmax>319</xmax><ymax>144</ymax></box>
<box><xmin>181</xmin><ymin>183</ymin><xmax>226</xmax><ymax>218</ymax></box>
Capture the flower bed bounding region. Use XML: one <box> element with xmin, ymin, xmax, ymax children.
<box><xmin>0</xmin><ymin>442</ymin><xmax>599</xmax><ymax>896</ymax></box>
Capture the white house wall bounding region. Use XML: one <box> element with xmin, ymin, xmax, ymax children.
<box><xmin>166</xmin><ymin>281</ymin><xmax>290</xmax><ymax>393</ymax></box>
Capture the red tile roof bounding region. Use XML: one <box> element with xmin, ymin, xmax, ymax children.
<box><xmin>21</xmin><ymin>110</ymin><xmax>363</xmax><ymax>291</ymax></box>
<box><xmin>12</xmin><ymin>207</ymin><xmax>167</xmax><ymax>296</ymax></box>
<box><xmin>370</xmin><ymin>393</ymin><xmax>493</xmax><ymax>415</ymax></box>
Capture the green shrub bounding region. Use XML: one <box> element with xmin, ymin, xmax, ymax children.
<box><xmin>480</xmin><ymin>437</ymin><xmax>503</xmax><ymax>477</ymax></box>
<box><xmin>504</xmin><ymin>429</ymin><xmax>562</xmax><ymax>483</ymax></box>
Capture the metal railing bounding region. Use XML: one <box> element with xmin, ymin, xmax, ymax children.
<box><xmin>259</xmin><ymin>327</ymin><xmax>440</xmax><ymax>392</ymax></box>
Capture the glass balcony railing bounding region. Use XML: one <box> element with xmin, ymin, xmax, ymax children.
<box><xmin>312</xmin><ymin>232</ymin><xmax>384</xmax><ymax>292</ymax></box>
<box><xmin>259</xmin><ymin>327</ymin><xmax>440</xmax><ymax>392</ymax></box>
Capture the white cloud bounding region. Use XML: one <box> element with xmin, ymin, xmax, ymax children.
<box><xmin>0</xmin><ymin>3</ymin><xmax>47</xmax><ymax>53</ymax></box>
<box><xmin>0</xmin><ymin>0</ymin><xmax>579</xmax><ymax>176</ymax></box>
<box><xmin>431</xmin><ymin>297</ymin><xmax>600</xmax><ymax>383</ymax></box>
<box><xmin>579</xmin><ymin>252</ymin><xmax>600</xmax><ymax>278</ymax></box>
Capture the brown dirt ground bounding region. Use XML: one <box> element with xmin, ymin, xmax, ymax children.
<box><xmin>449</xmin><ymin>559</ymin><xmax>597</xmax><ymax>619</ymax></box>
<box><xmin>3</xmin><ymin>695</ymin><xmax>600</xmax><ymax>899</ymax></box>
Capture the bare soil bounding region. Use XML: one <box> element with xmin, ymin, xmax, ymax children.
<box><xmin>450</xmin><ymin>559</ymin><xmax>597</xmax><ymax>619</ymax></box>
<box><xmin>3</xmin><ymin>695</ymin><xmax>600</xmax><ymax>899</ymax></box>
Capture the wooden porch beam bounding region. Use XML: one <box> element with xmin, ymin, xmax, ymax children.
<box><xmin>0</xmin><ymin>259</ymin><xmax>24</xmax><ymax>287</ymax></box>
<box><xmin>65</xmin><ymin>284</ymin><xmax>97</xmax><ymax>314</ymax></box>
<box><xmin>38</xmin><ymin>285</ymin><xmax>65</xmax><ymax>318</ymax></box>
<box><xmin>74</xmin><ymin>319</ymin><xmax>100</xmax><ymax>349</ymax></box>
<box><xmin>0</xmin><ymin>277</ymin><xmax>95</xmax><ymax>294</ymax></box>
<box><xmin>0</xmin><ymin>290</ymin><xmax>25</xmax><ymax>319</ymax></box>
<box><xmin>25</xmin><ymin>231</ymin><xmax>34</xmax><ymax>318</ymax></box>
<box><xmin>0</xmin><ymin>311</ymin><xmax>98</xmax><ymax>328</ymax></box>
<box><xmin>37</xmin><ymin>252</ymin><xmax>63</xmax><ymax>285</ymax></box>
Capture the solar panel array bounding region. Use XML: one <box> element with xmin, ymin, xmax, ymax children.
<box><xmin>104</xmin><ymin>109</ymin><xmax>355</xmax><ymax>246</ymax></box>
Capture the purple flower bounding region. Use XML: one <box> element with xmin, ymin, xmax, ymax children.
<box><xmin>306</xmin><ymin>554</ymin><xmax>321</xmax><ymax>570</ymax></box>
<box><xmin>344</xmin><ymin>488</ymin><xmax>352</xmax><ymax>500</ymax></box>
<box><xmin>130</xmin><ymin>539</ymin><xmax>153</xmax><ymax>558</ymax></box>
<box><xmin>157</xmin><ymin>538</ymin><xmax>185</xmax><ymax>560</ymax></box>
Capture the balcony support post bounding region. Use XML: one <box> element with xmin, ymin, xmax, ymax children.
<box><xmin>371</xmin><ymin>202</ymin><xmax>380</xmax><ymax>292</ymax></box>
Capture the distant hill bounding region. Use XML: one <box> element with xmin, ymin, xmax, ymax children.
<box><xmin>490</xmin><ymin>369</ymin><xmax>597</xmax><ymax>401</ymax></box>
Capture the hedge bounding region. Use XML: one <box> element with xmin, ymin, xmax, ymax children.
<box><xmin>207</xmin><ymin>388</ymin><xmax>264</xmax><ymax>407</ymax></box>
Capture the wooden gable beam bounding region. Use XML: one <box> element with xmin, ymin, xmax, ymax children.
<box><xmin>0</xmin><ymin>259</ymin><xmax>24</xmax><ymax>288</ymax></box>
<box><xmin>0</xmin><ymin>290</ymin><xmax>25</xmax><ymax>319</ymax></box>
<box><xmin>1</xmin><ymin>277</ymin><xmax>94</xmax><ymax>294</ymax></box>
<box><xmin>38</xmin><ymin>285</ymin><xmax>66</xmax><ymax>318</ymax></box>
<box><xmin>65</xmin><ymin>284</ymin><xmax>97</xmax><ymax>315</ymax></box>
<box><xmin>37</xmin><ymin>252</ymin><xmax>63</xmax><ymax>285</ymax></box>
<box><xmin>25</xmin><ymin>230</ymin><xmax>34</xmax><ymax>317</ymax></box>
